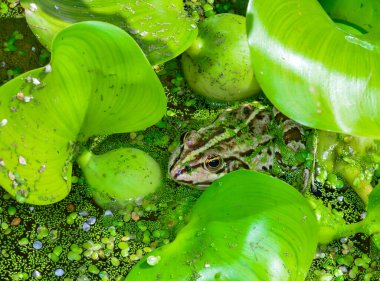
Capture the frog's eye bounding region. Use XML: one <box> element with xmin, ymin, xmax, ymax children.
<box><xmin>204</xmin><ymin>155</ymin><xmax>224</xmax><ymax>172</ymax></box>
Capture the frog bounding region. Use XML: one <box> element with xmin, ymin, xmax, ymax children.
<box><xmin>168</xmin><ymin>103</ymin><xmax>309</xmax><ymax>189</ymax></box>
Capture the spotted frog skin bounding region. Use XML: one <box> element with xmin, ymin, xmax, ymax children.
<box><xmin>168</xmin><ymin>103</ymin><xmax>308</xmax><ymax>188</ymax></box>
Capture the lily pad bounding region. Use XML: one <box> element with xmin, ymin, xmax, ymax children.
<box><xmin>0</xmin><ymin>21</ymin><xmax>166</xmax><ymax>205</ymax></box>
<box><xmin>20</xmin><ymin>0</ymin><xmax>198</xmax><ymax>65</ymax></box>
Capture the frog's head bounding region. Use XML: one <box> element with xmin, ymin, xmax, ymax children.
<box><xmin>168</xmin><ymin>128</ymin><xmax>250</xmax><ymax>189</ymax></box>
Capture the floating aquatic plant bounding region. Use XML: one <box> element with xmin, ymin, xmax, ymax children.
<box><xmin>20</xmin><ymin>0</ymin><xmax>198</xmax><ymax>65</ymax></box>
<box><xmin>126</xmin><ymin>170</ymin><xmax>319</xmax><ymax>281</ymax></box>
<box><xmin>125</xmin><ymin>169</ymin><xmax>380</xmax><ymax>280</ymax></box>
<box><xmin>247</xmin><ymin>0</ymin><xmax>380</xmax><ymax>138</ymax></box>
<box><xmin>182</xmin><ymin>13</ymin><xmax>260</xmax><ymax>101</ymax></box>
<box><xmin>0</xmin><ymin>21</ymin><xmax>166</xmax><ymax>205</ymax></box>
<box><xmin>77</xmin><ymin>148</ymin><xmax>162</xmax><ymax>210</ymax></box>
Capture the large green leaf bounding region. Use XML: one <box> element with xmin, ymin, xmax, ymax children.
<box><xmin>247</xmin><ymin>0</ymin><xmax>380</xmax><ymax>138</ymax></box>
<box><xmin>126</xmin><ymin>170</ymin><xmax>318</xmax><ymax>281</ymax></box>
<box><xmin>20</xmin><ymin>0</ymin><xmax>198</xmax><ymax>65</ymax></box>
<box><xmin>0</xmin><ymin>21</ymin><xmax>166</xmax><ymax>205</ymax></box>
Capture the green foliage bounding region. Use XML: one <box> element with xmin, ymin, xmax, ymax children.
<box><xmin>182</xmin><ymin>13</ymin><xmax>260</xmax><ymax>101</ymax></box>
<box><xmin>20</xmin><ymin>0</ymin><xmax>198</xmax><ymax>65</ymax></box>
<box><xmin>3</xmin><ymin>30</ymin><xmax>23</xmax><ymax>52</ymax></box>
<box><xmin>77</xmin><ymin>148</ymin><xmax>162</xmax><ymax>210</ymax></box>
<box><xmin>247</xmin><ymin>0</ymin><xmax>380</xmax><ymax>138</ymax></box>
<box><xmin>0</xmin><ymin>21</ymin><xmax>166</xmax><ymax>204</ymax></box>
<box><xmin>126</xmin><ymin>170</ymin><xmax>319</xmax><ymax>281</ymax></box>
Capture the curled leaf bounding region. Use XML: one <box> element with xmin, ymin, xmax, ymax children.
<box><xmin>20</xmin><ymin>0</ymin><xmax>198</xmax><ymax>65</ymax></box>
<box><xmin>126</xmin><ymin>170</ymin><xmax>318</xmax><ymax>281</ymax></box>
<box><xmin>247</xmin><ymin>0</ymin><xmax>380</xmax><ymax>137</ymax></box>
<box><xmin>77</xmin><ymin>148</ymin><xmax>162</xmax><ymax>210</ymax></box>
<box><xmin>0</xmin><ymin>21</ymin><xmax>166</xmax><ymax>204</ymax></box>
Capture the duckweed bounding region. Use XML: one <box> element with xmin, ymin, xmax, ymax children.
<box><xmin>3</xmin><ymin>3</ymin><xmax>380</xmax><ymax>280</ymax></box>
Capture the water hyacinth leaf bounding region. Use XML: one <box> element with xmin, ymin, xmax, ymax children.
<box><xmin>126</xmin><ymin>170</ymin><xmax>318</xmax><ymax>281</ymax></box>
<box><xmin>0</xmin><ymin>21</ymin><xmax>166</xmax><ymax>204</ymax></box>
<box><xmin>247</xmin><ymin>0</ymin><xmax>380</xmax><ymax>138</ymax></box>
<box><xmin>20</xmin><ymin>0</ymin><xmax>198</xmax><ymax>65</ymax></box>
<box><xmin>364</xmin><ymin>184</ymin><xmax>380</xmax><ymax>248</ymax></box>
<box><xmin>77</xmin><ymin>148</ymin><xmax>162</xmax><ymax>210</ymax></box>
<box><xmin>182</xmin><ymin>14</ymin><xmax>261</xmax><ymax>101</ymax></box>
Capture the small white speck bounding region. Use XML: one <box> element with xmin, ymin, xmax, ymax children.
<box><xmin>38</xmin><ymin>165</ymin><xmax>46</xmax><ymax>173</ymax></box>
<box><xmin>140</xmin><ymin>31</ymin><xmax>148</xmax><ymax>36</ymax></box>
<box><xmin>24</xmin><ymin>96</ymin><xmax>33</xmax><ymax>103</ymax></box>
<box><xmin>18</xmin><ymin>156</ymin><xmax>27</xmax><ymax>165</ymax></box>
<box><xmin>33</xmin><ymin>240</ymin><xmax>43</xmax><ymax>249</ymax></box>
<box><xmin>45</xmin><ymin>64</ymin><xmax>52</xmax><ymax>73</ymax></box>
<box><xmin>31</xmin><ymin>46</ymin><xmax>36</xmax><ymax>52</ymax></box>
<box><xmin>340</xmin><ymin>237</ymin><xmax>348</xmax><ymax>244</ymax></box>
<box><xmin>147</xmin><ymin>255</ymin><xmax>161</xmax><ymax>266</ymax></box>
<box><xmin>29</xmin><ymin>206</ymin><xmax>35</xmax><ymax>211</ymax></box>
<box><xmin>191</xmin><ymin>24</ymin><xmax>197</xmax><ymax>29</ymax></box>
<box><xmin>0</xmin><ymin>119</ymin><xmax>8</xmax><ymax>127</ymax></box>
<box><xmin>104</xmin><ymin>210</ymin><xmax>113</xmax><ymax>216</ymax></box>
<box><xmin>30</xmin><ymin>3</ymin><xmax>38</xmax><ymax>12</ymax></box>
<box><xmin>8</xmin><ymin>171</ymin><xmax>15</xmax><ymax>181</ymax></box>
<box><xmin>82</xmin><ymin>222</ymin><xmax>91</xmax><ymax>231</ymax></box>
<box><xmin>204</xmin><ymin>263</ymin><xmax>211</xmax><ymax>268</ymax></box>
<box><xmin>54</xmin><ymin>269</ymin><xmax>64</xmax><ymax>277</ymax></box>
<box><xmin>86</xmin><ymin>216</ymin><xmax>96</xmax><ymax>225</ymax></box>
<box><xmin>54</xmin><ymin>5</ymin><xmax>60</xmax><ymax>10</ymax></box>
<box><xmin>79</xmin><ymin>210</ymin><xmax>89</xmax><ymax>216</ymax></box>
<box><xmin>0</xmin><ymin>159</ymin><xmax>4</xmax><ymax>166</ymax></box>
<box><xmin>32</xmin><ymin>271</ymin><xmax>42</xmax><ymax>278</ymax></box>
<box><xmin>337</xmin><ymin>196</ymin><xmax>344</xmax><ymax>202</ymax></box>
<box><xmin>32</xmin><ymin>78</ymin><xmax>41</xmax><ymax>85</ymax></box>
<box><xmin>361</xmin><ymin>212</ymin><xmax>367</xmax><ymax>219</ymax></box>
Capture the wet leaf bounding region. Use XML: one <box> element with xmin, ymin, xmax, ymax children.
<box><xmin>126</xmin><ymin>170</ymin><xmax>318</xmax><ymax>281</ymax></box>
<box><xmin>0</xmin><ymin>21</ymin><xmax>166</xmax><ymax>204</ymax></box>
<box><xmin>20</xmin><ymin>0</ymin><xmax>198</xmax><ymax>65</ymax></box>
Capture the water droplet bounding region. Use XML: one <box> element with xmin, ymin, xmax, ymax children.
<box><xmin>32</xmin><ymin>270</ymin><xmax>42</xmax><ymax>278</ymax></box>
<box><xmin>86</xmin><ymin>216</ymin><xmax>96</xmax><ymax>225</ymax></box>
<box><xmin>54</xmin><ymin>268</ymin><xmax>64</xmax><ymax>277</ymax></box>
<box><xmin>18</xmin><ymin>156</ymin><xmax>27</xmax><ymax>165</ymax></box>
<box><xmin>33</xmin><ymin>241</ymin><xmax>43</xmax><ymax>250</ymax></box>
<box><xmin>45</xmin><ymin>64</ymin><xmax>52</xmax><ymax>73</ymax></box>
<box><xmin>29</xmin><ymin>3</ymin><xmax>38</xmax><ymax>12</ymax></box>
<box><xmin>104</xmin><ymin>210</ymin><xmax>113</xmax><ymax>216</ymax></box>
<box><xmin>79</xmin><ymin>210</ymin><xmax>89</xmax><ymax>217</ymax></box>
<box><xmin>82</xmin><ymin>223</ymin><xmax>91</xmax><ymax>231</ymax></box>
<box><xmin>147</xmin><ymin>255</ymin><xmax>161</xmax><ymax>266</ymax></box>
<box><xmin>1</xmin><ymin>119</ymin><xmax>8</xmax><ymax>127</ymax></box>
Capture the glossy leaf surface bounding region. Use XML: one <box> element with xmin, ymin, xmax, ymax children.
<box><xmin>126</xmin><ymin>170</ymin><xmax>318</xmax><ymax>281</ymax></box>
<box><xmin>20</xmin><ymin>0</ymin><xmax>198</xmax><ymax>65</ymax></box>
<box><xmin>0</xmin><ymin>21</ymin><xmax>166</xmax><ymax>204</ymax></box>
<box><xmin>247</xmin><ymin>0</ymin><xmax>380</xmax><ymax>138</ymax></box>
<box><xmin>77</xmin><ymin>148</ymin><xmax>162</xmax><ymax>210</ymax></box>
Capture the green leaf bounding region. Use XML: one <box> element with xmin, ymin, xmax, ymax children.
<box><xmin>20</xmin><ymin>0</ymin><xmax>198</xmax><ymax>65</ymax></box>
<box><xmin>364</xmin><ymin>185</ymin><xmax>380</xmax><ymax>242</ymax></box>
<box><xmin>126</xmin><ymin>170</ymin><xmax>318</xmax><ymax>281</ymax></box>
<box><xmin>77</xmin><ymin>148</ymin><xmax>162</xmax><ymax>210</ymax></box>
<box><xmin>0</xmin><ymin>21</ymin><xmax>166</xmax><ymax>205</ymax></box>
<box><xmin>182</xmin><ymin>13</ymin><xmax>260</xmax><ymax>101</ymax></box>
<box><xmin>247</xmin><ymin>0</ymin><xmax>380</xmax><ymax>138</ymax></box>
